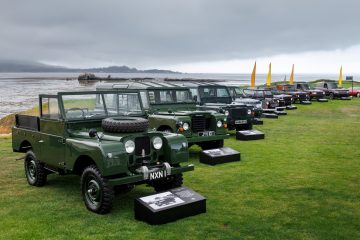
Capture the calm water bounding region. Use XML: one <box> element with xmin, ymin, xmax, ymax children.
<box><xmin>0</xmin><ymin>72</ymin><xmax>343</xmax><ymax>119</ymax></box>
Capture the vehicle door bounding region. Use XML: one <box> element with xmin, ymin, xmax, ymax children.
<box><xmin>38</xmin><ymin>96</ymin><xmax>66</xmax><ymax>168</ymax></box>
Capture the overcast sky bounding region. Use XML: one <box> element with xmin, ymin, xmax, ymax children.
<box><xmin>1</xmin><ymin>0</ymin><xmax>359</xmax><ymax>73</ymax></box>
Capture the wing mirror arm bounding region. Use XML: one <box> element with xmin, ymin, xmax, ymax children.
<box><xmin>89</xmin><ymin>128</ymin><xmax>103</xmax><ymax>141</ymax></box>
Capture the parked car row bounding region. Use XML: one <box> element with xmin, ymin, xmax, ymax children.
<box><xmin>11</xmin><ymin>80</ymin><xmax>353</xmax><ymax>214</ymax></box>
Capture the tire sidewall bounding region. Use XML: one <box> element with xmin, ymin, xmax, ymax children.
<box><xmin>81</xmin><ymin>165</ymin><xmax>113</xmax><ymax>214</ymax></box>
<box><xmin>25</xmin><ymin>152</ymin><xmax>37</xmax><ymax>185</ymax></box>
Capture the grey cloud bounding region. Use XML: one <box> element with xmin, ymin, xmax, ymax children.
<box><xmin>0</xmin><ymin>0</ymin><xmax>359</xmax><ymax>67</ymax></box>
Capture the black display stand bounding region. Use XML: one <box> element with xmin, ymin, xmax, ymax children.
<box><xmin>236</xmin><ymin>129</ymin><xmax>265</xmax><ymax>141</ymax></box>
<box><xmin>253</xmin><ymin>118</ymin><xmax>263</xmax><ymax>125</ymax></box>
<box><xmin>340</xmin><ymin>97</ymin><xmax>351</xmax><ymax>100</ymax></box>
<box><xmin>317</xmin><ymin>98</ymin><xmax>328</xmax><ymax>102</ymax></box>
<box><xmin>286</xmin><ymin>105</ymin><xmax>297</xmax><ymax>110</ymax></box>
<box><xmin>301</xmin><ymin>100</ymin><xmax>312</xmax><ymax>105</ymax></box>
<box><xmin>275</xmin><ymin>111</ymin><xmax>287</xmax><ymax>116</ymax></box>
<box><xmin>262</xmin><ymin>113</ymin><xmax>278</xmax><ymax>118</ymax></box>
<box><xmin>134</xmin><ymin>187</ymin><xmax>206</xmax><ymax>225</ymax></box>
<box><xmin>199</xmin><ymin>147</ymin><xmax>240</xmax><ymax>165</ymax></box>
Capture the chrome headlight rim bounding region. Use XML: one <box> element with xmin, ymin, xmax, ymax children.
<box><xmin>152</xmin><ymin>136</ymin><xmax>163</xmax><ymax>150</ymax></box>
<box><xmin>124</xmin><ymin>140</ymin><xmax>135</xmax><ymax>154</ymax></box>
<box><xmin>182</xmin><ymin>122</ymin><xmax>189</xmax><ymax>131</ymax></box>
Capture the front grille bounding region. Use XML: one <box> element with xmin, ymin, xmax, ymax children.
<box><xmin>135</xmin><ymin>136</ymin><xmax>150</xmax><ymax>156</ymax></box>
<box><xmin>284</xmin><ymin>97</ymin><xmax>292</xmax><ymax>105</ymax></box>
<box><xmin>191</xmin><ymin>115</ymin><xmax>210</xmax><ymax>132</ymax></box>
<box><xmin>230</xmin><ymin>108</ymin><xmax>247</xmax><ymax>118</ymax></box>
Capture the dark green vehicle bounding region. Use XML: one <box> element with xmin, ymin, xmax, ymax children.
<box><xmin>173</xmin><ymin>82</ymin><xmax>255</xmax><ymax>131</ymax></box>
<box><xmin>12</xmin><ymin>91</ymin><xmax>193</xmax><ymax>214</ymax></box>
<box><xmin>97</xmin><ymin>82</ymin><xmax>228</xmax><ymax>149</ymax></box>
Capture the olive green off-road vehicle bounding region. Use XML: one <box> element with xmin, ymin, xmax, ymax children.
<box><xmin>12</xmin><ymin>91</ymin><xmax>193</xmax><ymax>214</ymax></box>
<box><xmin>97</xmin><ymin>82</ymin><xmax>228</xmax><ymax>150</ymax></box>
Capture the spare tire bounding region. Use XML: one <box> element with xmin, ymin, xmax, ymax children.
<box><xmin>102</xmin><ymin>117</ymin><xmax>149</xmax><ymax>133</ymax></box>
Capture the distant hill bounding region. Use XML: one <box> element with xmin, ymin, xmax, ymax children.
<box><xmin>0</xmin><ymin>60</ymin><xmax>179</xmax><ymax>74</ymax></box>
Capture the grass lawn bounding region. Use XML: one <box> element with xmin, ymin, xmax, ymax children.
<box><xmin>0</xmin><ymin>98</ymin><xmax>359</xmax><ymax>240</ymax></box>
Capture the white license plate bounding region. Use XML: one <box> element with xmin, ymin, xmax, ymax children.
<box><xmin>198</xmin><ymin>131</ymin><xmax>215</xmax><ymax>136</ymax></box>
<box><xmin>235</xmin><ymin>120</ymin><xmax>247</xmax><ymax>124</ymax></box>
<box><xmin>149</xmin><ymin>170</ymin><xmax>167</xmax><ymax>180</ymax></box>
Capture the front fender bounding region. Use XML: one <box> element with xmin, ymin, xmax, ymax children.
<box><xmin>66</xmin><ymin>139</ymin><xmax>128</xmax><ymax>176</ymax></box>
<box><xmin>162</xmin><ymin>133</ymin><xmax>189</xmax><ymax>165</ymax></box>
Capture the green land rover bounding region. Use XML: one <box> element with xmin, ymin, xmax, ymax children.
<box><xmin>97</xmin><ymin>82</ymin><xmax>228</xmax><ymax>149</ymax></box>
<box><xmin>12</xmin><ymin>90</ymin><xmax>193</xmax><ymax>214</ymax></box>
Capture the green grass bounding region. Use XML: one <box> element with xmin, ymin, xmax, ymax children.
<box><xmin>1</xmin><ymin>99</ymin><xmax>360</xmax><ymax>240</ymax></box>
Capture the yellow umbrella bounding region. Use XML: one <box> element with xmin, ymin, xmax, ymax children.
<box><xmin>289</xmin><ymin>64</ymin><xmax>294</xmax><ymax>84</ymax></box>
<box><xmin>266</xmin><ymin>63</ymin><xmax>272</xmax><ymax>86</ymax></box>
<box><xmin>250</xmin><ymin>61</ymin><xmax>256</xmax><ymax>88</ymax></box>
<box><xmin>338</xmin><ymin>66</ymin><xmax>343</xmax><ymax>87</ymax></box>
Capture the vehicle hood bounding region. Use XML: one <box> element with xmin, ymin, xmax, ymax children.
<box><xmin>156</xmin><ymin>110</ymin><xmax>216</xmax><ymax>116</ymax></box>
<box><xmin>331</xmin><ymin>88</ymin><xmax>349</xmax><ymax>93</ymax></box>
<box><xmin>234</xmin><ymin>98</ymin><xmax>261</xmax><ymax>105</ymax></box>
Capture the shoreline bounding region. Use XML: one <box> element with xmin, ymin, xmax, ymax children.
<box><xmin>0</xmin><ymin>77</ymin><xmax>77</xmax><ymax>80</ymax></box>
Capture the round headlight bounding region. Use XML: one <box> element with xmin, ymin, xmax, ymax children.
<box><xmin>224</xmin><ymin>110</ymin><xmax>229</xmax><ymax>116</ymax></box>
<box><xmin>247</xmin><ymin>109</ymin><xmax>251</xmax><ymax>115</ymax></box>
<box><xmin>124</xmin><ymin>140</ymin><xmax>135</xmax><ymax>154</ymax></box>
<box><xmin>183</xmin><ymin>122</ymin><xmax>189</xmax><ymax>131</ymax></box>
<box><xmin>216</xmin><ymin>120</ymin><xmax>222</xmax><ymax>128</ymax></box>
<box><xmin>152</xmin><ymin>137</ymin><xmax>163</xmax><ymax>150</ymax></box>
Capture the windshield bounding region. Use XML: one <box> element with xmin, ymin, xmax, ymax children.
<box><xmin>327</xmin><ymin>82</ymin><xmax>338</xmax><ymax>89</ymax></box>
<box><xmin>148</xmin><ymin>89</ymin><xmax>193</xmax><ymax>104</ymax></box>
<box><xmin>264</xmin><ymin>90</ymin><xmax>272</xmax><ymax>96</ymax></box>
<box><xmin>199</xmin><ymin>87</ymin><xmax>230</xmax><ymax>97</ymax></box>
<box><xmin>285</xmin><ymin>85</ymin><xmax>296</xmax><ymax>91</ymax></box>
<box><xmin>62</xmin><ymin>92</ymin><xmax>143</xmax><ymax>119</ymax></box>
<box><xmin>243</xmin><ymin>89</ymin><xmax>255</xmax><ymax>97</ymax></box>
<box><xmin>299</xmin><ymin>84</ymin><xmax>310</xmax><ymax>90</ymax></box>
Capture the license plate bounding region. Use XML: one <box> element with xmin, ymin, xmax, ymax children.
<box><xmin>235</xmin><ymin>120</ymin><xmax>247</xmax><ymax>124</ymax></box>
<box><xmin>149</xmin><ymin>170</ymin><xmax>167</xmax><ymax>180</ymax></box>
<box><xmin>198</xmin><ymin>131</ymin><xmax>215</xmax><ymax>136</ymax></box>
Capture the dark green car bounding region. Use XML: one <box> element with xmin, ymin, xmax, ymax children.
<box><xmin>173</xmin><ymin>82</ymin><xmax>255</xmax><ymax>131</ymax></box>
<box><xmin>12</xmin><ymin>90</ymin><xmax>193</xmax><ymax>214</ymax></box>
<box><xmin>97</xmin><ymin>82</ymin><xmax>228</xmax><ymax>149</ymax></box>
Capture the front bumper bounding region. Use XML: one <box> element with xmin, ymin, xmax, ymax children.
<box><xmin>108</xmin><ymin>164</ymin><xmax>194</xmax><ymax>186</ymax></box>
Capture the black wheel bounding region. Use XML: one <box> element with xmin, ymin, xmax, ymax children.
<box><xmin>329</xmin><ymin>93</ymin><xmax>334</xmax><ymax>99</ymax></box>
<box><xmin>102</xmin><ymin>117</ymin><xmax>149</xmax><ymax>133</ymax></box>
<box><xmin>24</xmin><ymin>150</ymin><xmax>47</xmax><ymax>186</ymax></box>
<box><xmin>152</xmin><ymin>174</ymin><xmax>183</xmax><ymax>192</ymax></box>
<box><xmin>81</xmin><ymin>165</ymin><xmax>114</xmax><ymax>214</ymax></box>
<box><xmin>200</xmin><ymin>140</ymin><xmax>224</xmax><ymax>150</ymax></box>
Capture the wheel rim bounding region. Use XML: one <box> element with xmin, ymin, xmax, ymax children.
<box><xmin>85</xmin><ymin>178</ymin><xmax>101</xmax><ymax>208</ymax></box>
<box><xmin>26</xmin><ymin>159</ymin><xmax>36</xmax><ymax>181</ymax></box>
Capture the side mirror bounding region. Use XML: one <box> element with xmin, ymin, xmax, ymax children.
<box><xmin>89</xmin><ymin>128</ymin><xmax>98</xmax><ymax>138</ymax></box>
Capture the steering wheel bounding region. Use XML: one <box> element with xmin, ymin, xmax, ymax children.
<box><xmin>65</xmin><ymin>108</ymin><xmax>88</xmax><ymax>118</ymax></box>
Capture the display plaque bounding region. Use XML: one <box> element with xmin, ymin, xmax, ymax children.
<box><xmin>236</xmin><ymin>129</ymin><xmax>265</xmax><ymax>141</ymax></box>
<box><xmin>134</xmin><ymin>187</ymin><xmax>206</xmax><ymax>225</ymax></box>
<box><xmin>286</xmin><ymin>105</ymin><xmax>297</xmax><ymax>110</ymax></box>
<box><xmin>262</xmin><ymin>113</ymin><xmax>278</xmax><ymax>118</ymax></box>
<box><xmin>199</xmin><ymin>147</ymin><xmax>240</xmax><ymax>165</ymax></box>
